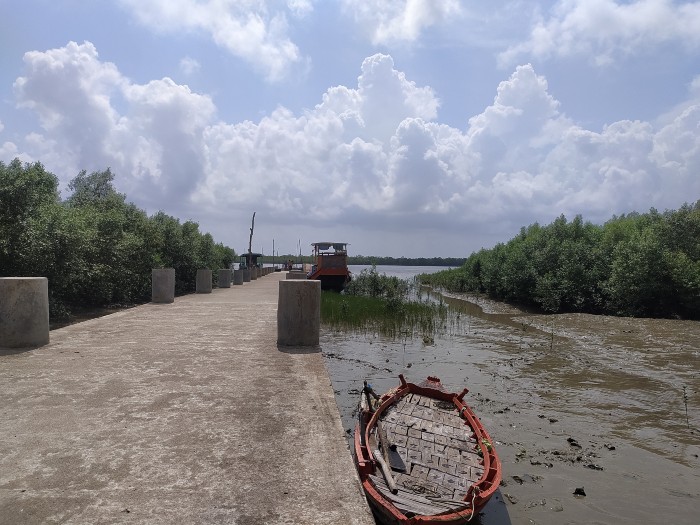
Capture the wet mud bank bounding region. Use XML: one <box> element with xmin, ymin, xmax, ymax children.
<box><xmin>321</xmin><ymin>290</ymin><xmax>699</xmax><ymax>525</ymax></box>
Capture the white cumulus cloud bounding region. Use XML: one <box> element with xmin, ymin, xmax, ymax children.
<box><xmin>500</xmin><ymin>0</ymin><xmax>700</xmax><ymax>67</ymax></box>
<box><xmin>118</xmin><ymin>0</ymin><xmax>304</xmax><ymax>81</ymax></box>
<box><xmin>179</xmin><ymin>56</ymin><xmax>201</xmax><ymax>76</ymax></box>
<box><xmin>343</xmin><ymin>0</ymin><xmax>462</xmax><ymax>45</ymax></box>
<box><xmin>6</xmin><ymin>41</ymin><xmax>700</xmax><ymax>253</ymax></box>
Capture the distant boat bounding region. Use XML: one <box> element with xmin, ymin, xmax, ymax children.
<box><xmin>354</xmin><ymin>375</ymin><xmax>501</xmax><ymax>524</ymax></box>
<box><xmin>307</xmin><ymin>242</ymin><xmax>352</xmax><ymax>291</ymax></box>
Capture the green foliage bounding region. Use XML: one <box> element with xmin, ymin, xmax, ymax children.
<box><xmin>322</xmin><ymin>266</ymin><xmax>447</xmax><ymax>339</ymax></box>
<box><xmin>420</xmin><ymin>205</ymin><xmax>700</xmax><ymax>319</ymax></box>
<box><xmin>344</xmin><ymin>265</ymin><xmax>411</xmax><ymax>302</ymax></box>
<box><xmin>0</xmin><ymin>159</ymin><xmax>236</xmax><ymax>318</ymax></box>
<box><xmin>321</xmin><ymin>291</ymin><xmax>445</xmax><ymax>340</ymax></box>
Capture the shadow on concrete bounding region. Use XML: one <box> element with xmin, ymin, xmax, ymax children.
<box><xmin>277</xmin><ymin>344</ymin><xmax>321</xmax><ymax>354</ymax></box>
<box><xmin>0</xmin><ymin>345</ymin><xmax>41</xmax><ymax>356</ymax></box>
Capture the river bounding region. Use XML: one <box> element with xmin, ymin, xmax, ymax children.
<box><xmin>321</xmin><ymin>266</ymin><xmax>700</xmax><ymax>525</ymax></box>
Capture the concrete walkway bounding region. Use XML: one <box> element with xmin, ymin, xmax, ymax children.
<box><xmin>0</xmin><ymin>272</ymin><xmax>375</xmax><ymax>525</ymax></box>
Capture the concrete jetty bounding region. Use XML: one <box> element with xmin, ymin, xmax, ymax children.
<box><xmin>0</xmin><ymin>272</ymin><xmax>374</xmax><ymax>525</ymax></box>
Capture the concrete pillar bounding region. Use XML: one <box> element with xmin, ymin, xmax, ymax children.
<box><xmin>250</xmin><ymin>268</ymin><xmax>258</xmax><ymax>280</ymax></box>
<box><xmin>277</xmin><ymin>280</ymin><xmax>321</xmax><ymax>346</ymax></box>
<box><xmin>152</xmin><ymin>268</ymin><xmax>175</xmax><ymax>303</ymax></box>
<box><xmin>218</xmin><ymin>269</ymin><xmax>232</xmax><ymax>288</ymax></box>
<box><xmin>196</xmin><ymin>269</ymin><xmax>212</xmax><ymax>293</ymax></box>
<box><xmin>286</xmin><ymin>271</ymin><xmax>307</xmax><ymax>280</ymax></box>
<box><xmin>233</xmin><ymin>269</ymin><xmax>244</xmax><ymax>285</ymax></box>
<box><xmin>0</xmin><ymin>277</ymin><xmax>49</xmax><ymax>348</ymax></box>
<box><xmin>242</xmin><ymin>269</ymin><xmax>251</xmax><ymax>282</ymax></box>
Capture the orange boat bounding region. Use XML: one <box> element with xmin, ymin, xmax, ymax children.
<box><xmin>307</xmin><ymin>242</ymin><xmax>352</xmax><ymax>291</ymax></box>
<box><xmin>354</xmin><ymin>375</ymin><xmax>501</xmax><ymax>524</ymax></box>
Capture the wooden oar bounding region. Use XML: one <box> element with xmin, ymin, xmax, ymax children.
<box><xmin>373</xmin><ymin>448</ymin><xmax>398</xmax><ymax>494</ymax></box>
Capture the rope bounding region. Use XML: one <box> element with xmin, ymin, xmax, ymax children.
<box><xmin>466</xmin><ymin>487</ymin><xmax>479</xmax><ymax>522</ymax></box>
<box><xmin>401</xmin><ymin>479</ymin><xmax>440</xmax><ymax>497</ymax></box>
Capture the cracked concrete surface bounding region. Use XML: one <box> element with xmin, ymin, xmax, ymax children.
<box><xmin>0</xmin><ymin>272</ymin><xmax>374</xmax><ymax>525</ymax></box>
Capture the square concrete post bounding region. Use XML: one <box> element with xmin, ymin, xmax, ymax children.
<box><xmin>152</xmin><ymin>268</ymin><xmax>175</xmax><ymax>303</ymax></box>
<box><xmin>0</xmin><ymin>277</ymin><xmax>49</xmax><ymax>348</ymax></box>
<box><xmin>218</xmin><ymin>269</ymin><xmax>232</xmax><ymax>288</ymax></box>
<box><xmin>250</xmin><ymin>268</ymin><xmax>258</xmax><ymax>280</ymax></box>
<box><xmin>277</xmin><ymin>280</ymin><xmax>321</xmax><ymax>346</ymax></box>
<box><xmin>233</xmin><ymin>269</ymin><xmax>244</xmax><ymax>285</ymax></box>
<box><xmin>196</xmin><ymin>269</ymin><xmax>212</xmax><ymax>293</ymax></box>
<box><xmin>242</xmin><ymin>269</ymin><xmax>251</xmax><ymax>282</ymax></box>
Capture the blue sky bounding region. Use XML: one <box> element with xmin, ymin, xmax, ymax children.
<box><xmin>1</xmin><ymin>0</ymin><xmax>699</xmax><ymax>257</ymax></box>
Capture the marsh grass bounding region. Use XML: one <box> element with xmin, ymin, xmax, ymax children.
<box><xmin>321</xmin><ymin>291</ymin><xmax>447</xmax><ymax>339</ymax></box>
<box><xmin>321</xmin><ymin>266</ymin><xmax>447</xmax><ymax>339</ymax></box>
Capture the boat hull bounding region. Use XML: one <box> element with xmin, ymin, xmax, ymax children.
<box><xmin>353</xmin><ymin>376</ymin><xmax>501</xmax><ymax>524</ymax></box>
<box><xmin>308</xmin><ymin>272</ymin><xmax>351</xmax><ymax>291</ymax></box>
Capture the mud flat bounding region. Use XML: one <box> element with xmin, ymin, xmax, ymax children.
<box><xmin>322</xmin><ymin>292</ymin><xmax>699</xmax><ymax>525</ymax></box>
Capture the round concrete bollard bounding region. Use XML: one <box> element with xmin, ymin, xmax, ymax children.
<box><xmin>196</xmin><ymin>269</ymin><xmax>213</xmax><ymax>293</ymax></box>
<box><xmin>242</xmin><ymin>269</ymin><xmax>251</xmax><ymax>282</ymax></box>
<box><xmin>218</xmin><ymin>269</ymin><xmax>232</xmax><ymax>288</ymax></box>
<box><xmin>152</xmin><ymin>268</ymin><xmax>175</xmax><ymax>303</ymax></box>
<box><xmin>233</xmin><ymin>269</ymin><xmax>244</xmax><ymax>285</ymax></box>
<box><xmin>277</xmin><ymin>280</ymin><xmax>321</xmax><ymax>346</ymax></box>
<box><xmin>0</xmin><ymin>277</ymin><xmax>49</xmax><ymax>348</ymax></box>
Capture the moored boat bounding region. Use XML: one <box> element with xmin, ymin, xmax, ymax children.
<box><xmin>354</xmin><ymin>375</ymin><xmax>501</xmax><ymax>524</ymax></box>
<box><xmin>307</xmin><ymin>242</ymin><xmax>352</xmax><ymax>291</ymax></box>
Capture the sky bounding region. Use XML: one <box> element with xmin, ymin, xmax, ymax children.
<box><xmin>1</xmin><ymin>0</ymin><xmax>699</xmax><ymax>258</ymax></box>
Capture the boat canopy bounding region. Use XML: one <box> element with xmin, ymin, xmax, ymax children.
<box><xmin>312</xmin><ymin>242</ymin><xmax>348</xmax><ymax>251</ymax></box>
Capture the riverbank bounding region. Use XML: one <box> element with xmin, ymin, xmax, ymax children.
<box><xmin>322</xmin><ymin>291</ymin><xmax>700</xmax><ymax>524</ymax></box>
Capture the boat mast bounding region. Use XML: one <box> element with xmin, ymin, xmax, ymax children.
<box><xmin>247</xmin><ymin>211</ymin><xmax>255</xmax><ymax>268</ymax></box>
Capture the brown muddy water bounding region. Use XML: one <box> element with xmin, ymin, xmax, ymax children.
<box><xmin>321</xmin><ymin>290</ymin><xmax>699</xmax><ymax>525</ymax></box>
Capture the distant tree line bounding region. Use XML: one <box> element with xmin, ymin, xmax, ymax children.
<box><xmin>258</xmin><ymin>254</ymin><xmax>465</xmax><ymax>266</ymax></box>
<box><xmin>0</xmin><ymin>159</ymin><xmax>235</xmax><ymax>319</ymax></box>
<box><xmin>348</xmin><ymin>255</ymin><xmax>465</xmax><ymax>267</ymax></box>
<box><xmin>419</xmin><ymin>204</ymin><xmax>700</xmax><ymax>320</ymax></box>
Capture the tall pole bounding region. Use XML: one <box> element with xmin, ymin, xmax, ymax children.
<box><xmin>247</xmin><ymin>211</ymin><xmax>255</xmax><ymax>268</ymax></box>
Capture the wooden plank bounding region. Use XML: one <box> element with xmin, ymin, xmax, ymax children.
<box><xmin>373</xmin><ymin>448</ymin><xmax>398</xmax><ymax>493</ymax></box>
<box><xmin>369</xmin><ymin>475</ymin><xmax>454</xmax><ymax>515</ymax></box>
